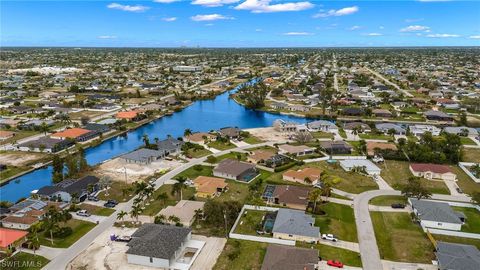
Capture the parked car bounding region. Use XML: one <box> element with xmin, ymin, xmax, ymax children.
<box><xmin>104</xmin><ymin>200</ymin><xmax>118</xmax><ymax>208</ymax></box>
<box><xmin>321</xmin><ymin>234</ymin><xmax>338</xmax><ymax>242</ymax></box>
<box><xmin>391</xmin><ymin>203</ymin><xmax>406</xmax><ymax>209</ymax></box>
<box><xmin>456</xmin><ymin>187</ymin><xmax>463</xmax><ymax>194</ymax></box>
<box><xmin>76</xmin><ymin>210</ymin><xmax>91</xmax><ymax>217</ymax></box>
<box><xmin>327</xmin><ymin>260</ymin><xmax>344</xmax><ymax>268</ymax></box>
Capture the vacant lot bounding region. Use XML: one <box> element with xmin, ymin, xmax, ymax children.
<box><xmin>0</xmin><ymin>151</ymin><xmax>49</xmax><ymax>166</ymax></box>
<box><xmin>371</xmin><ymin>212</ymin><xmax>435</xmax><ymax>263</ymax></box>
<box><xmin>381</xmin><ymin>160</ymin><xmax>450</xmax><ymax>195</ymax></box>
<box><xmin>213</xmin><ymin>239</ymin><xmax>267</xmax><ymax>270</ymax></box>
<box><xmin>297</xmin><ymin>242</ymin><xmax>362</xmax><ymax>267</ymax></box>
<box><xmin>462</xmin><ymin>148</ymin><xmax>480</xmax><ymax>163</ymax></box>
<box><xmin>2</xmin><ymin>252</ymin><xmax>49</xmax><ymax>270</ymax></box>
<box><xmin>451</xmin><ymin>166</ymin><xmax>480</xmax><ymax>196</ymax></box>
<box><xmin>141</xmin><ymin>184</ymin><xmax>196</xmax><ymax>216</ymax></box>
<box><xmin>39</xmin><ymin>219</ymin><xmax>96</xmax><ymax>248</ymax></box>
<box><xmin>77</xmin><ymin>203</ymin><xmax>115</xmax><ymax>216</ymax></box>
<box><xmin>314</xmin><ymin>202</ymin><xmax>357</xmax><ymax>242</ymax></box>
<box><xmin>174</xmin><ymin>165</ymin><xmax>213</xmax><ymax>179</ymax></box>
<box><xmin>97</xmin><ymin>181</ymin><xmax>135</xmax><ymax>202</ymax></box>
<box><xmin>369</xmin><ymin>195</ymin><xmax>407</xmax><ymax>206</ymax></box>
<box><xmin>208</xmin><ymin>140</ymin><xmax>236</xmax><ymax>150</ymax></box>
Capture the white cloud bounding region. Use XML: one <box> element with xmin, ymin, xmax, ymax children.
<box><xmin>192</xmin><ymin>0</ymin><xmax>240</xmax><ymax>7</ymax></box>
<box><xmin>469</xmin><ymin>35</ymin><xmax>480</xmax><ymax>39</ymax></box>
<box><xmin>282</xmin><ymin>32</ymin><xmax>313</xmax><ymax>36</ymax></box>
<box><xmin>400</xmin><ymin>25</ymin><xmax>430</xmax><ymax>32</ymax></box>
<box><xmin>162</xmin><ymin>17</ymin><xmax>177</xmax><ymax>22</ymax></box>
<box><xmin>235</xmin><ymin>0</ymin><xmax>314</xmax><ymax>13</ymax></box>
<box><xmin>255</xmin><ymin>28</ymin><xmax>262</xmax><ymax>32</ymax></box>
<box><xmin>348</xmin><ymin>25</ymin><xmax>361</xmax><ymax>31</ymax></box>
<box><xmin>153</xmin><ymin>0</ymin><xmax>181</xmax><ymax>3</ymax></box>
<box><xmin>365</xmin><ymin>33</ymin><xmax>383</xmax><ymax>36</ymax></box>
<box><xmin>313</xmin><ymin>6</ymin><xmax>358</xmax><ymax>18</ymax></box>
<box><xmin>107</xmin><ymin>3</ymin><xmax>150</xmax><ymax>12</ymax></box>
<box><xmin>97</xmin><ymin>35</ymin><xmax>117</xmax><ymax>39</ymax></box>
<box><xmin>426</xmin><ymin>33</ymin><xmax>460</xmax><ymax>38</ymax></box>
<box><xmin>191</xmin><ymin>14</ymin><xmax>233</xmax><ymax>21</ymax></box>
<box><xmin>379</xmin><ymin>26</ymin><xmax>385</xmax><ymax>30</ymax></box>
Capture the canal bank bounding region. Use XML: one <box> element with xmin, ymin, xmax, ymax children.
<box><xmin>0</xmin><ymin>81</ymin><xmax>310</xmax><ymax>202</ymax></box>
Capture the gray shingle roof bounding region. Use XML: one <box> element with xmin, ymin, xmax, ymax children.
<box><xmin>127</xmin><ymin>224</ymin><xmax>191</xmax><ymax>259</ymax></box>
<box><xmin>272</xmin><ymin>208</ymin><xmax>319</xmax><ymax>238</ymax></box>
<box><xmin>261</xmin><ymin>244</ymin><xmax>318</xmax><ymax>270</ymax></box>
<box><xmin>410</xmin><ymin>199</ymin><xmax>463</xmax><ymax>224</ymax></box>
<box><xmin>436</xmin><ymin>241</ymin><xmax>480</xmax><ymax>270</ymax></box>
<box><xmin>121</xmin><ymin>148</ymin><xmax>164</xmax><ymax>162</ymax></box>
<box><xmin>214</xmin><ymin>159</ymin><xmax>256</xmax><ymax>177</ymax></box>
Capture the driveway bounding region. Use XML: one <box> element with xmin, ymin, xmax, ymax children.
<box><xmin>73</xmin><ymin>214</ymin><xmax>107</xmax><ymax>223</ymax></box>
<box><xmin>190</xmin><ymin>235</ymin><xmax>227</xmax><ymax>270</ymax></box>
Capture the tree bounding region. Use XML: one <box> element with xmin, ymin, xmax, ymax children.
<box><xmin>458</xmin><ymin>111</ymin><xmax>468</xmax><ymax>126</ymax></box>
<box><xmin>142</xmin><ymin>134</ymin><xmax>150</xmax><ymax>148</ymax></box>
<box><xmin>304</xmin><ymin>177</ymin><xmax>312</xmax><ymax>185</ymax></box>
<box><xmin>28</xmin><ymin>223</ymin><xmax>41</xmax><ymax>256</ymax></box>
<box><xmin>206</xmin><ymin>155</ymin><xmax>217</xmax><ymax>164</ymax></box>
<box><xmin>99</xmin><ymin>176</ymin><xmax>112</xmax><ymax>196</ymax></box>
<box><xmin>172</xmin><ymin>176</ymin><xmax>188</xmax><ymax>200</ymax></box>
<box><xmin>401</xmin><ymin>177</ymin><xmax>432</xmax><ymax>200</ymax></box>
<box><xmin>117</xmin><ymin>211</ymin><xmax>127</xmax><ymax>222</ymax></box>
<box><xmin>156</xmin><ymin>192</ymin><xmax>169</xmax><ymax>205</ymax></box>
<box><xmin>40</xmin><ymin>122</ymin><xmax>50</xmax><ymax>135</ymax></box>
<box><xmin>471</xmin><ymin>192</ymin><xmax>480</xmax><ymax>206</ymax></box>
<box><xmin>184</xmin><ymin>128</ymin><xmax>193</xmax><ymax>137</ymax></box>
<box><xmin>77</xmin><ymin>147</ymin><xmax>89</xmax><ymax>171</ymax></box>
<box><xmin>154</xmin><ymin>214</ymin><xmax>166</xmax><ymax>224</ymax></box>
<box><xmin>58</xmin><ymin>114</ymin><xmax>71</xmax><ymax>125</ymax></box>
<box><xmin>80</xmin><ymin>116</ymin><xmax>90</xmax><ymax>126</ymax></box>
<box><xmin>168</xmin><ymin>215</ymin><xmax>181</xmax><ymax>225</ymax></box>
<box><xmin>65</xmin><ymin>154</ymin><xmax>78</xmax><ymax>178</ymax></box>
<box><xmin>293</xmin><ymin>131</ymin><xmax>313</xmax><ymax>144</ymax></box>
<box><xmin>130</xmin><ymin>205</ymin><xmax>141</xmax><ymax>223</ymax></box>
<box><xmin>387</xmin><ymin>128</ymin><xmax>396</xmax><ymax>137</ymax></box>
<box><xmin>52</xmin><ymin>155</ymin><xmax>64</xmax><ymax>183</ymax></box>
<box><xmin>308</xmin><ymin>188</ymin><xmax>322</xmax><ymax>213</ymax></box>
<box><xmin>318</xmin><ymin>171</ymin><xmax>341</xmax><ymax>199</ymax></box>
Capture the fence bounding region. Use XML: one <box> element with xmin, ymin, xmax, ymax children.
<box><xmin>458</xmin><ymin>162</ymin><xmax>480</xmax><ymax>183</ymax></box>
<box><xmin>426</xmin><ymin>228</ymin><xmax>480</xmax><ymax>240</ymax></box>
<box><xmin>228</xmin><ymin>205</ymin><xmax>296</xmax><ymax>246</ymax></box>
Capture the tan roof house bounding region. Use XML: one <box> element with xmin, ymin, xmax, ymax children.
<box><xmin>158</xmin><ymin>200</ymin><xmax>205</xmax><ymax>227</ymax></box>
<box><xmin>409</xmin><ymin>163</ymin><xmax>457</xmax><ymax>181</ymax></box>
<box><xmin>247</xmin><ymin>149</ymin><xmax>277</xmax><ymax>164</ymax></box>
<box><xmin>278</xmin><ymin>144</ymin><xmax>315</xmax><ymax>157</ymax></box>
<box><xmin>366</xmin><ymin>141</ymin><xmax>398</xmax><ymax>156</ymax></box>
<box><xmin>184</xmin><ymin>132</ymin><xmax>216</xmax><ymax>143</ymax></box>
<box><xmin>283</xmin><ymin>167</ymin><xmax>321</xmax><ymax>185</ymax></box>
<box><xmin>193</xmin><ymin>176</ymin><xmax>228</xmax><ymax>198</ymax></box>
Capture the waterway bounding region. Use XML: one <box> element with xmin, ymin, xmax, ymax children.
<box><xmin>0</xmin><ymin>82</ymin><xmax>310</xmax><ymax>202</ymax></box>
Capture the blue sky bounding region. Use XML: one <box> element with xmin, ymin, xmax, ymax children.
<box><xmin>1</xmin><ymin>0</ymin><xmax>480</xmax><ymax>47</ymax></box>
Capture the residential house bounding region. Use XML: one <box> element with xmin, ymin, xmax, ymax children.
<box><xmin>121</xmin><ymin>148</ymin><xmax>165</xmax><ymax>165</ymax></box>
<box><xmin>342</xmin><ymin>108</ymin><xmax>363</xmax><ymax>116</ymax></box>
<box><xmin>213</xmin><ymin>159</ymin><xmax>258</xmax><ymax>182</ymax></box>
<box><xmin>340</xmin><ymin>159</ymin><xmax>381</xmax><ymax>175</ymax></box>
<box><xmin>306</xmin><ymin>120</ymin><xmax>338</xmax><ymax>133</ymax></box>
<box><xmin>366</xmin><ymin>141</ymin><xmax>397</xmax><ymax>156</ymax></box>
<box><xmin>0</xmin><ymin>228</ymin><xmax>28</xmax><ymax>252</ymax></box>
<box><xmin>184</xmin><ymin>132</ymin><xmax>216</xmax><ymax>143</ymax></box>
<box><xmin>261</xmin><ymin>244</ymin><xmax>319</xmax><ymax>270</ymax></box>
<box><xmin>372</xmin><ymin>109</ymin><xmax>393</xmax><ymax>118</ymax></box>
<box><xmin>156</xmin><ymin>137</ymin><xmax>184</xmax><ymax>157</ymax></box>
<box><xmin>247</xmin><ymin>149</ymin><xmax>277</xmax><ymax>164</ymax></box>
<box><xmin>270</xmin><ymin>102</ymin><xmax>288</xmax><ymax>110</ymax></box>
<box><xmin>410</xmin><ymin>163</ymin><xmax>457</xmax><ymax>181</ymax></box>
<box><xmin>409</xmin><ymin>199</ymin><xmax>465</xmax><ymax>231</ymax></box>
<box><xmin>158</xmin><ymin>200</ymin><xmax>205</xmax><ymax>227</ymax></box>
<box><xmin>272</xmin><ymin>208</ymin><xmax>320</xmax><ymax>243</ymax></box>
<box><xmin>273</xmin><ymin>119</ymin><xmax>298</xmax><ymax>133</ymax></box>
<box><xmin>126</xmin><ymin>224</ymin><xmax>204</xmax><ymax>269</ymax></box>
<box><xmin>424</xmin><ymin>110</ymin><xmax>454</xmax><ymax>122</ymax></box>
<box><xmin>375</xmin><ymin>123</ymin><xmax>406</xmax><ymax>135</ymax></box>
<box><xmin>278</xmin><ymin>144</ymin><xmax>315</xmax><ymax>157</ymax></box>
<box><xmin>18</xmin><ymin>119</ymin><xmax>55</xmax><ymax>130</ymax></box>
<box><xmin>218</xmin><ymin>127</ymin><xmax>241</xmax><ymax>139</ymax></box>
<box><xmin>443</xmin><ymin>126</ymin><xmax>479</xmax><ymax>137</ymax></box>
<box><xmin>116</xmin><ymin>111</ymin><xmax>140</xmax><ymax>121</ymax></box>
<box><xmin>410</xmin><ymin>125</ymin><xmax>441</xmax><ymax>137</ymax></box>
<box><xmin>283</xmin><ymin>168</ymin><xmax>321</xmax><ymax>185</ymax></box>
<box><xmin>263</xmin><ymin>185</ymin><xmax>311</xmax><ymax>210</ymax></box>
<box><xmin>0</xmin><ymin>130</ymin><xmax>15</xmax><ymax>141</ymax></box>
<box><xmin>320</xmin><ymin>141</ymin><xmax>352</xmax><ymax>155</ymax></box>
<box><xmin>83</xmin><ymin>123</ymin><xmax>111</xmax><ymax>134</ymax></box>
<box><xmin>435</xmin><ymin>241</ymin><xmax>480</xmax><ymax>270</ymax></box>
<box><xmin>193</xmin><ymin>176</ymin><xmax>228</xmax><ymax>198</ymax></box>
<box><xmin>344</xmin><ymin>122</ymin><xmax>371</xmax><ymax>133</ymax></box>
<box><xmin>36</xmin><ymin>175</ymin><xmax>100</xmax><ymax>202</ymax></box>
<box><xmin>17</xmin><ymin>136</ymin><xmax>74</xmax><ymax>153</ymax></box>
<box><xmin>50</xmin><ymin>128</ymin><xmax>99</xmax><ymax>142</ymax></box>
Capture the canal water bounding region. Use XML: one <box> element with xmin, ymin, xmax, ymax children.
<box><xmin>0</xmin><ymin>83</ymin><xmax>310</xmax><ymax>202</ymax></box>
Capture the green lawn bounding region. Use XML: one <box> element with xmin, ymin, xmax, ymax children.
<box><xmin>77</xmin><ymin>203</ymin><xmax>115</xmax><ymax>216</ymax></box>
<box><xmin>213</xmin><ymin>239</ymin><xmax>267</xmax><ymax>270</ymax></box>
<box><xmin>207</xmin><ymin>140</ymin><xmax>236</xmax><ymax>151</ymax></box>
<box><xmin>308</xmin><ymin>162</ymin><xmax>379</xmax><ymax>194</ymax></box>
<box><xmin>1</xmin><ymin>252</ymin><xmax>49</xmax><ymax>270</ymax></box>
<box><xmin>215</xmin><ymin>179</ymin><xmax>252</xmax><ymax>203</ymax></box>
<box><xmin>338</xmin><ymin>128</ymin><xmax>347</xmax><ymax>139</ymax></box>
<box><xmin>0</xmin><ymin>166</ymin><xmax>30</xmax><ymax>183</ymax></box>
<box><xmin>0</xmin><ymin>130</ymin><xmax>39</xmax><ymax>146</ymax></box>
<box><xmin>215</xmin><ymin>152</ymin><xmax>248</xmax><ymax>163</ymax></box>
<box><xmin>141</xmin><ymin>184</ymin><xmax>196</xmax><ymax>216</ymax></box>
<box><xmin>462</xmin><ymin>148</ymin><xmax>480</xmax><ymax>163</ymax></box>
<box><xmin>432</xmin><ymin>234</ymin><xmax>480</xmax><ymax>249</ymax></box>
<box><xmin>311</xmin><ymin>131</ymin><xmax>334</xmax><ymax>139</ymax></box>
<box><xmin>174</xmin><ymin>165</ymin><xmax>213</xmax><ymax>180</ymax></box>
<box><xmin>453</xmin><ymin>207</ymin><xmax>480</xmax><ymax>234</ymax></box>
<box><xmin>97</xmin><ymin>181</ymin><xmax>135</xmax><ymax>202</ymax></box>
<box><xmin>369</xmin><ymin>195</ymin><xmax>407</xmax><ymax>206</ymax></box>
<box><xmin>184</xmin><ymin>148</ymin><xmax>212</xmax><ymax>158</ymax></box>
<box><xmin>359</xmin><ymin>133</ymin><xmax>392</xmax><ymax>141</ymax></box>
<box><xmin>460</xmin><ymin>137</ymin><xmax>476</xmax><ymax>146</ymax></box>
<box><xmin>243</xmin><ymin>135</ymin><xmax>264</xmax><ymax>144</ymax></box>
<box><xmin>297</xmin><ymin>242</ymin><xmax>362</xmax><ymax>267</ymax></box>
<box><xmin>380</xmin><ymin>160</ymin><xmax>450</xmax><ymax>195</ymax></box>
<box><xmin>314</xmin><ymin>202</ymin><xmax>357</xmax><ymax>242</ymax></box>
<box><xmin>234</xmin><ymin>210</ymin><xmax>267</xmax><ymax>236</ymax></box>
<box><xmin>451</xmin><ymin>166</ymin><xmax>480</xmax><ymax>196</ymax></box>
<box><xmin>39</xmin><ymin>219</ymin><xmax>96</xmax><ymax>248</ymax></box>
<box><xmin>371</xmin><ymin>212</ymin><xmax>435</xmax><ymax>263</ymax></box>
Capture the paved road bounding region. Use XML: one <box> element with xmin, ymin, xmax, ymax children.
<box><xmin>42</xmin><ymin>142</ymin><xmax>270</xmax><ymax>270</ymax></box>
<box><xmin>354</xmin><ymin>189</ymin><xmax>401</xmax><ymax>270</ymax></box>
<box><xmin>364</xmin><ymin>67</ymin><xmax>413</xmax><ymax>98</ymax></box>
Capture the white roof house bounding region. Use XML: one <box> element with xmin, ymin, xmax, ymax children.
<box><xmin>339</xmin><ymin>159</ymin><xmax>381</xmax><ymax>175</ymax></box>
<box><xmin>410</xmin><ymin>125</ymin><xmax>441</xmax><ymax>136</ymax></box>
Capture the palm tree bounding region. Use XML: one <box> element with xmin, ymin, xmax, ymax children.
<box><xmin>142</xmin><ymin>134</ymin><xmax>150</xmax><ymax>147</ymax></box>
<box><xmin>133</xmin><ymin>181</ymin><xmax>148</xmax><ymax>198</ymax></box>
<box><xmin>130</xmin><ymin>205</ymin><xmax>141</xmax><ymax>223</ymax></box>
<box><xmin>58</xmin><ymin>114</ymin><xmax>71</xmax><ymax>125</ymax></box>
<box><xmin>194</xmin><ymin>209</ymin><xmax>203</xmax><ymax>221</ymax></box>
<box><xmin>40</xmin><ymin>122</ymin><xmax>50</xmax><ymax>135</ymax></box>
<box><xmin>352</xmin><ymin>126</ymin><xmax>359</xmax><ymax>140</ymax></box>
<box><xmin>172</xmin><ymin>176</ymin><xmax>188</xmax><ymax>200</ymax></box>
<box><xmin>154</xmin><ymin>214</ymin><xmax>166</xmax><ymax>224</ymax></box>
<box><xmin>168</xmin><ymin>215</ymin><xmax>181</xmax><ymax>225</ymax></box>
<box><xmin>184</xmin><ymin>128</ymin><xmax>193</xmax><ymax>137</ymax></box>
<box><xmin>157</xmin><ymin>192</ymin><xmax>169</xmax><ymax>205</ymax></box>
<box><xmin>117</xmin><ymin>211</ymin><xmax>127</xmax><ymax>222</ymax></box>
<box><xmin>308</xmin><ymin>189</ymin><xmax>322</xmax><ymax>213</ymax></box>
<box><xmin>304</xmin><ymin>177</ymin><xmax>312</xmax><ymax>185</ymax></box>
<box><xmin>319</xmin><ymin>171</ymin><xmax>342</xmax><ymax>200</ymax></box>
<box><xmin>28</xmin><ymin>223</ymin><xmax>41</xmax><ymax>256</ymax></box>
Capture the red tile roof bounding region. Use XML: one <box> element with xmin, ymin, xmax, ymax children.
<box><xmin>116</xmin><ymin>111</ymin><xmax>138</xmax><ymax>119</ymax></box>
<box><xmin>410</xmin><ymin>163</ymin><xmax>452</xmax><ymax>174</ymax></box>
<box><xmin>0</xmin><ymin>228</ymin><xmax>28</xmax><ymax>248</ymax></box>
<box><xmin>51</xmin><ymin>128</ymin><xmax>91</xmax><ymax>139</ymax></box>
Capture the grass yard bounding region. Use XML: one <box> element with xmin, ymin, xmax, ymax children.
<box><xmin>380</xmin><ymin>160</ymin><xmax>450</xmax><ymax>195</ymax></box>
<box><xmin>0</xmin><ymin>130</ymin><xmax>39</xmax><ymax>146</ymax></box>
<box><xmin>314</xmin><ymin>202</ymin><xmax>357</xmax><ymax>242</ymax></box>
<box><xmin>213</xmin><ymin>239</ymin><xmax>267</xmax><ymax>270</ymax></box>
<box><xmin>0</xmin><ymin>166</ymin><xmax>30</xmax><ymax>183</ymax></box>
<box><xmin>184</xmin><ymin>148</ymin><xmax>212</xmax><ymax>158</ymax></box>
<box><xmin>371</xmin><ymin>212</ymin><xmax>435</xmax><ymax>263</ymax></box>
<box><xmin>39</xmin><ymin>219</ymin><xmax>96</xmax><ymax>248</ymax></box>
<box><xmin>338</xmin><ymin>128</ymin><xmax>347</xmax><ymax>139</ymax></box>
<box><xmin>297</xmin><ymin>242</ymin><xmax>362</xmax><ymax>267</ymax></box>
<box><xmin>97</xmin><ymin>181</ymin><xmax>135</xmax><ymax>202</ymax></box>
<box><xmin>460</xmin><ymin>137</ymin><xmax>476</xmax><ymax>146</ymax></box>
<box><xmin>359</xmin><ymin>133</ymin><xmax>393</xmax><ymax>141</ymax></box>
<box><xmin>68</xmin><ymin>110</ymin><xmax>105</xmax><ymax>120</ymax></box>
<box><xmin>308</xmin><ymin>162</ymin><xmax>379</xmax><ymax>194</ymax></box>
<box><xmin>77</xmin><ymin>203</ymin><xmax>115</xmax><ymax>216</ymax></box>
<box><xmin>1</xmin><ymin>252</ymin><xmax>49</xmax><ymax>270</ymax></box>
<box><xmin>234</xmin><ymin>210</ymin><xmax>267</xmax><ymax>236</ymax></box>
<box><xmin>243</xmin><ymin>135</ymin><xmax>264</xmax><ymax>144</ymax></box>
<box><xmin>369</xmin><ymin>195</ymin><xmax>407</xmax><ymax>206</ymax></box>
<box><xmin>451</xmin><ymin>166</ymin><xmax>480</xmax><ymax>196</ymax></box>
<box><xmin>207</xmin><ymin>140</ymin><xmax>236</xmax><ymax>151</ymax></box>
<box><xmin>174</xmin><ymin>165</ymin><xmax>213</xmax><ymax>180</ymax></box>
<box><xmin>214</xmin><ymin>152</ymin><xmax>248</xmax><ymax>163</ymax></box>
<box><xmin>245</xmin><ymin>145</ymin><xmax>277</xmax><ymax>152</ymax></box>
<box><xmin>141</xmin><ymin>184</ymin><xmax>196</xmax><ymax>216</ymax></box>
<box><xmin>311</xmin><ymin>131</ymin><xmax>334</xmax><ymax>139</ymax></box>
<box><xmin>432</xmin><ymin>234</ymin><xmax>480</xmax><ymax>249</ymax></box>
<box><xmin>453</xmin><ymin>207</ymin><xmax>480</xmax><ymax>234</ymax></box>
<box><xmin>462</xmin><ymin>148</ymin><xmax>480</xmax><ymax>163</ymax></box>
<box><xmin>215</xmin><ymin>179</ymin><xmax>252</xmax><ymax>203</ymax></box>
